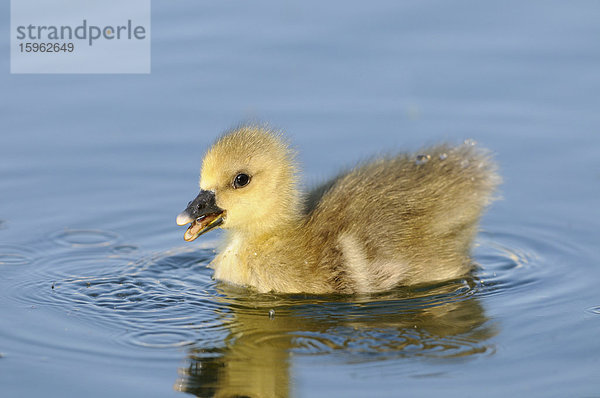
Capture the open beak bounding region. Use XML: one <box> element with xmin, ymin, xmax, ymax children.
<box><xmin>176</xmin><ymin>190</ymin><xmax>225</xmax><ymax>242</ymax></box>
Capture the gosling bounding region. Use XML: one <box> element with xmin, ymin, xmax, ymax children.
<box><xmin>176</xmin><ymin>126</ymin><xmax>500</xmax><ymax>294</ymax></box>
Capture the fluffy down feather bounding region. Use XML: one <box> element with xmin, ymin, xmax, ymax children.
<box><xmin>178</xmin><ymin>125</ymin><xmax>500</xmax><ymax>294</ymax></box>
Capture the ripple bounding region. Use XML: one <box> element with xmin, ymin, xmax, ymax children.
<box><xmin>112</xmin><ymin>245</ymin><xmax>139</xmax><ymax>254</ymax></box>
<box><xmin>51</xmin><ymin>229</ymin><xmax>120</xmax><ymax>248</ymax></box>
<box><xmin>127</xmin><ymin>329</ymin><xmax>198</xmax><ymax>348</ymax></box>
<box><xmin>0</xmin><ymin>253</ymin><xmax>32</xmax><ymax>266</ymax></box>
<box><xmin>288</xmin><ymin>325</ymin><xmax>496</xmax><ymax>360</ymax></box>
<box><xmin>586</xmin><ymin>306</ymin><xmax>600</xmax><ymax>315</ymax></box>
<box><xmin>7</xmin><ymin>254</ymin><xmax>139</xmax><ymax>308</ymax></box>
<box><xmin>6</xmin><ymin>245</ymin><xmax>228</xmax><ymax>350</ymax></box>
<box><xmin>473</xmin><ymin>229</ymin><xmax>543</xmax><ymax>297</ymax></box>
<box><xmin>0</xmin><ymin>244</ymin><xmax>36</xmax><ymax>266</ymax></box>
<box><xmin>287</xmin><ymin>298</ymin><xmax>496</xmax><ymax>360</ymax></box>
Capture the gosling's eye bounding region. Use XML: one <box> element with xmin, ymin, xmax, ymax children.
<box><xmin>233</xmin><ymin>173</ymin><xmax>251</xmax><ymax>189</ymax></box>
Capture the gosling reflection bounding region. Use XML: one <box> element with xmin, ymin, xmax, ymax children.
<box><xmin>174</xmin><ymin>280</ymin><xmax>495</xmax><ymax>398</ymax></box>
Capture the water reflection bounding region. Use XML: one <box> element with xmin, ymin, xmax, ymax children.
<box><xmin>175</xmin><ymin>280</ymin><xmax>496</xmax><ymax>397</ymax></box>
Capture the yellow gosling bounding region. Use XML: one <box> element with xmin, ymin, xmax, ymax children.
<box><xmin>176</xmin><ymin>125</ymin><xmax>500</xmax><ymax>294</ymax></box>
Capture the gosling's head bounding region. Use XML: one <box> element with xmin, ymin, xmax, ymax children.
<box><xmin>177</xmin><ymin>125</ymin><xmax>301</xmax><ymax>241</ymax></box>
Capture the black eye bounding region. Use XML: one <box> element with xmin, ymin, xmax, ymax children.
<box><xmin>233</xmin><ymin>173</ymin><xmax>250</xmax><ymax>189</ymax></box>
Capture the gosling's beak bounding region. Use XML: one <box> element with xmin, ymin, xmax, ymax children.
<box><xmin>177</xmin><ymin>190</ymin><xmax>225</xmax><ymax>242</ymax></box>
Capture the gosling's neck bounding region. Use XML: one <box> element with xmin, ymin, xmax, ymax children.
<box><xmin>228</xmin><ymin>202</ymin><xmax>304</xmax><ymax>244</ymax></box>
<box><xmin>214</xmin><ymin>196</ymin><xmax>306</xmax><ymax>292</ymax></box>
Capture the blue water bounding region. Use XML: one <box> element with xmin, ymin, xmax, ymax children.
<box><xmin>1</xmin><ymin>1</ymin><xmax>600</xmax><ymax>396</ymax></box>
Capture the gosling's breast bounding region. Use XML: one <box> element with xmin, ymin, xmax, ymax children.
<box><xmin>212</xmin><ymin>235</ymin><xmax>251</xmax><ymax>287</ymax></box>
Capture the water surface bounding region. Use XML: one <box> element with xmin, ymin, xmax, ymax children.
<box><xmin>1</xmin><ymin>1</ymin><xmax>599</xmax><ymax>397</ymax></box>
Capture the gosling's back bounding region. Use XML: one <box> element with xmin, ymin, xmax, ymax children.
<box><xmin>300</xmin><ymin>143</ymin><xmax>500</xmax><ymax>293</ymax></box>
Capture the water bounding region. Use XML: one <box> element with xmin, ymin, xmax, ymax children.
<box><xmin>1</xmin><ymin>1</ymin><xmax>600</xmax><ymax>396</ymax></box>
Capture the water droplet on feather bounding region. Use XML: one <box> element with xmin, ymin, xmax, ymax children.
<box><xmin>415</xmin><ymin>154</ymin><xmax>430</xmax><ymax>165</ymax></box>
